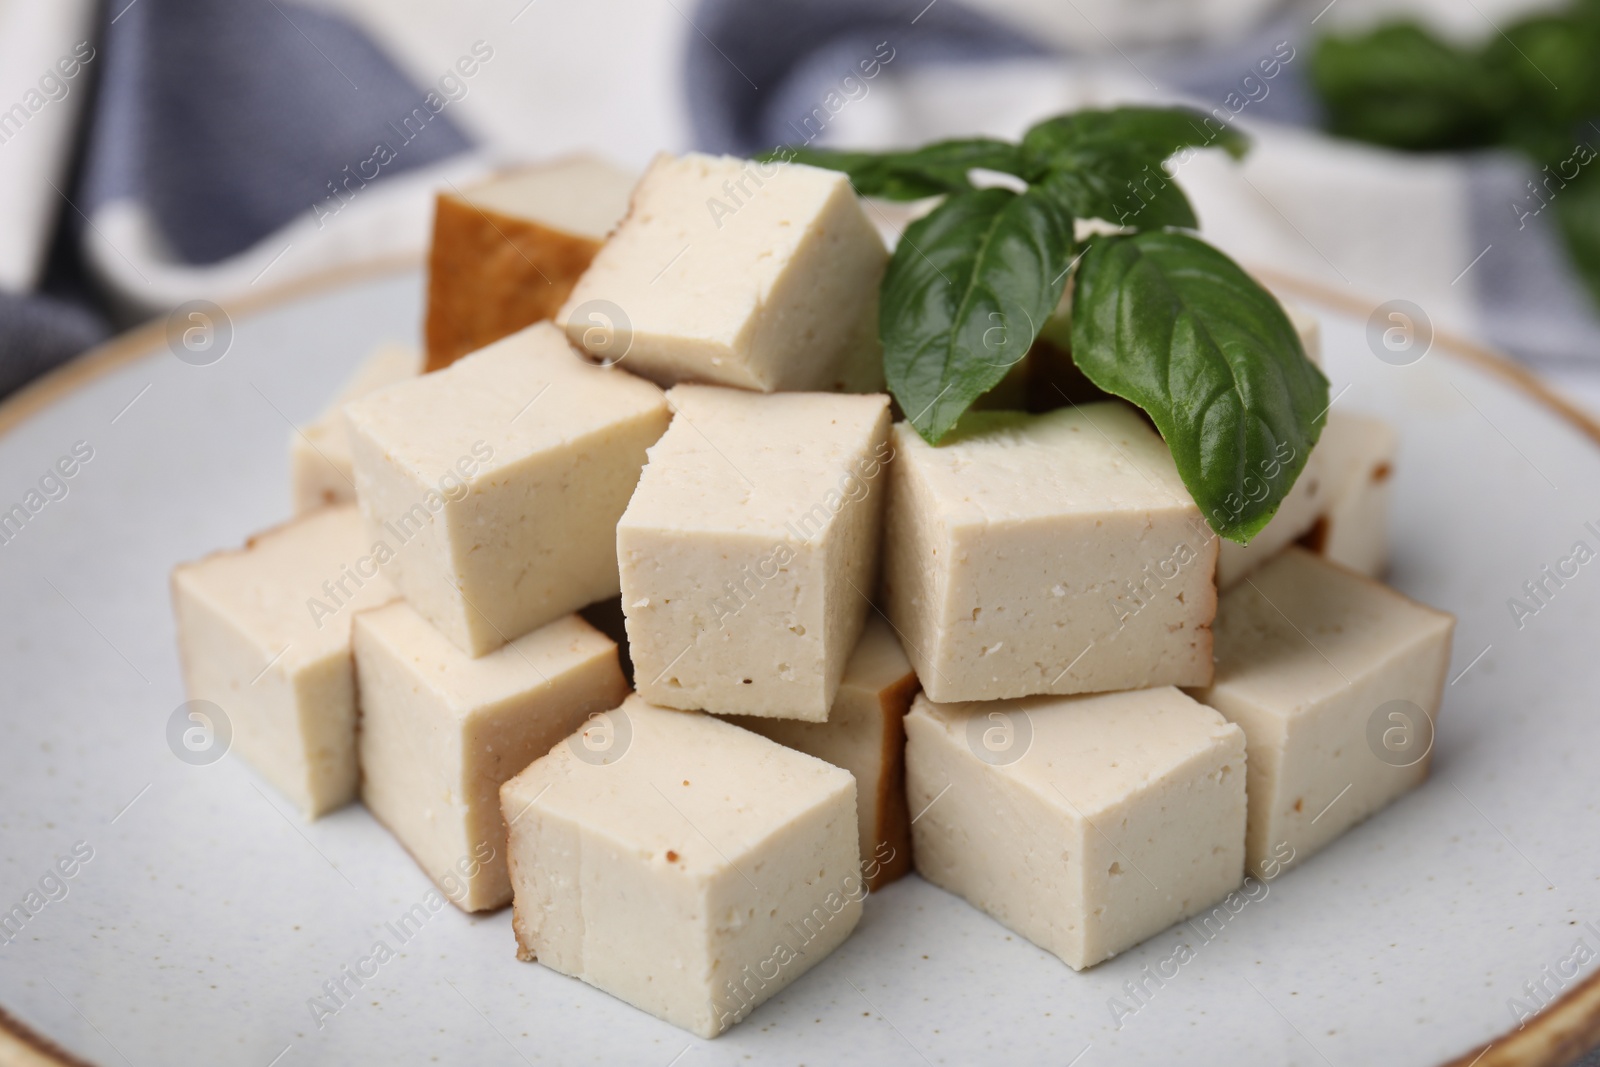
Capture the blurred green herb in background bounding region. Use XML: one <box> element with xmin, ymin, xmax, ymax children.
<box><xmin>1311</xmin><ymin>0</ymin><xmax>1600</xmax><ymax>305</ymax></box>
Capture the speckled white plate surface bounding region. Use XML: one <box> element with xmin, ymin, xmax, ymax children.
<box><xmin>1</xmin><ymin>264</ymin><xmax>1597</xmax><ymax>1067</ymax></box>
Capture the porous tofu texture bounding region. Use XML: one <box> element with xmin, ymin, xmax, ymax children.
<box><xmin>344</xmin><ymin>322</ymin><xmax>670</xmax><ymax>657</ymax></box>
<box><xmin>558</xmin><ymin>152</ymin><xmax>888</xmax><ymax>393</ymax></box>
<box><xmin>884</xmin><ymin>402</ymin><xmax>1216</xmax><ymax>703</ymax></box>
<box><xmin>726</xmin><ymin>615</ymin><xmax>919</xmax><ymax>888</ymax></box>
<box><xmin>1189</xmin><ymin>548</ymin><xmax>1453</xmax><ymax>873</ymax></box>
<box><xmin>906</xmin><ymin>687</ymin><xmax>1247</xmax><ymax>970</ymax></box>
<box><xmin>1305</xmin><ymin>412</ymin><xmax>1397</xmax><ymax>577</ymax></box>
<box><xmin>353</xmin><ymin>604</ymin><xmax>628</xmax><ymax>912</ymax></box>
<box><xmin>500</xmin><ymin>696</ymin><xmax>862</xmax><ymax>1038</ymax></box>
<box><xmin>619</xmin><ymin>385</ymin><xmax>892</xmax><ymax>721</ymax></box>
<box><xmin>171</xmin><ymin>506</ymin><xmax>397</xmax><ymax>817</ymax></box>
<box><xmin>289</xmin><ymin>344</ymin><xmax>419</xmax><ymax>514</ymax></box>
<box><xmin>425</xmin><ymin>156</ymin><xmax>636</xmax><ymax>371</ymax></box>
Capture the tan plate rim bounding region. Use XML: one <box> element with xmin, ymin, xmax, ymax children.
<box><xmin>0</xmin><ymin>259</ymin><xmax>1594</xmax><ymax>1067</ymax></box>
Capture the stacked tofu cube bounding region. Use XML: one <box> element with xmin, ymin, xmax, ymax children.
<box><xmin>172</xmin><ymin>505</ymin><xmax>398</xmax><ymax>817</ymax></box>
<box><xmin>171</xmin><ymin>150</ymin><xmax>1454</xmax><ymax>1038</ymax></box>
<box><xmin>424</xmin><ymin>156</ymin><xmax>638</xmax><ymax>371</ymax></box>
<box><xmin>288</xmin><ymin>343</ymin><xmax>420</xmax><ymax>514</ymax></box>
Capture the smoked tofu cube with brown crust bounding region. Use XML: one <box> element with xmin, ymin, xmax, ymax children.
<box><xmin>353</xmin><ymin>603</ymin><xmax>627</xmax><ymax>912</ymax></box>
<box><xmin>905</xmin><ymin>687</ymin><xmax>1247</xmax><ymax>970</ymax></box>
<box><xmin>289</xmin><ymin>344</ymin><xmax>420</xmax><ymax>515</ymax></box>
<box><xmin>424</xmin><ymin>156</ymin><xmax>636</xmax><ymax>372</ymax></box>
<box><xmin>499</xmin><ymin>695</ymin><xmax>862</xmax><ymax>1038</ymax></box>
<box><xmin>343</xmin><ymin>322</ymin><xmax>670</xmax><ymax>658</ymax></box>
<box><xmin>170</xmin><ymin>505</ymin><xmax>397</xmax><ymax>817</ymax></box>
<box><xmin>884</xmin><ymin>402</ymin><xmax>1217</xmax><ymax>703</ymax></box>
<box><xmin>557</xmin><ymin>153</ymin><xmax>888</xmax><ymax>393</ymax></box>
<box><xmin>726</xmin><ymin>615</ymin><xmax>919</xmax><ymax>889</ymax></box>
<box><xmin>1189</xmin><ymin>548</ymin><xmax>1453</xmax><ymax>875</ymax></box>
<box><xmin>618</xmin><ymin>384</ymin><xmax>892</xmax><ymax>721</ymax></box>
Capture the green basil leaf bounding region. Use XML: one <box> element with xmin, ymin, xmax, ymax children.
<box><xmin>1032</xmin><ymin>153</ymin><xmax>1198</xmax><ymax>231</ymax></box>
<box><xmin>1485</xmin><ymin>13</ymin><xmax>1600</xmax><ymax>126</ymax></box>
<box><xmin>1069</xmin><ymin>231</ymin><xmax>1329</xmax><ymax>543</ymax></box>
<box><xmin>1022</xmin><ymin>106</ymin><xmax>1248</xmax><ymax>176</ymax></box>
<box><xmin>1310</xmin><ymin>23</ymin><xmax>1507</xmax><ymax>151</ymax></box>
<box><xmin>761</xmin><ymin>139</ymin><xmax>1028</xmax><ymax>200</ymax></box>
<box><xmin>1308</xmin><ymin>9</ymin><xmax>1600</xmax><ymax>320</ymax></box>
<box><xmin>883</xmin><ymin>186</ymin><xmax>1075</xmax><ymax>443</ymax></box>
<box><xmin>869</xmin><ymin>138</ymin><xmax>1031</xmax><ymax>186</ymax></box>
<box><xmin>1482</xmin><ymin>12</ymin><xmax>1600</xmax><ymax>160</ymax></box>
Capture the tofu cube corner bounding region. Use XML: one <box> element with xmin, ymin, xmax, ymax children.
<box><xmin>424</xmin><ymin>156</ymin><xmax>636</xmax><ymax>372</ymax></box>
<box><xmin>619</xmin><ymin>385</ymin><xmax>892</xmax><ymax>721</ymax></box>
<box><xmin>343</xmin><ymin>322</ymin><xmax>671</xmax><ymax>657</ymax></box>
<box><xmin>1190</xmin><ymin>547</ymin><xmax>1454</xmax><ymax>874</ymax></box>
<box><xmin>558</xmin><ymin>152</ymin><xmax>888</xmax><ymax>394</ymax></box>
<box><xmin>1304</xmin><ymin>412</ymin><xmax>1398</xmax><ymax>578</ymax></box>
<box><xmin>354</xmin><ymin>603</ymin><xmax>629</xmax><ymax>911</ymax></box>
<box><xmin>499</xmin><ymin>696</ymin><xmax>863</xmax><ymax>1038</ymax></box>
<box><xmin>1217</xmin><ymin>409</ymin><xmax>1397</xmax><ymax>589</ymax></box>
<box><xmin>885</xmin><ymin>403</ymin><xmax>1217</xmax><ymax>703</ymax></box>
<box><xmin>170</xmin><ymin>505</ymin><xmax>397</xmax><ymax>818</ymax></box>
<box><xmin>905</xmin><ymin>687</ymin><xmax>1247</xmax><ymax>970</ymax></box>
<box><xmin>289</xmin><ymin>344</ymin><xmax>419</xmax><ymax>515</ymax></box>
<box><xmin>726</xmin><ymin>615</ymin><xmax>919</xmax><ymax>889</ymax></box>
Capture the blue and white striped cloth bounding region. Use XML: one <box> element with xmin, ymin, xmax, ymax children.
<box><xmin>2</xmin><ymin>0</ymin><xmax>1595</xmax><ymax>402</ymax></box>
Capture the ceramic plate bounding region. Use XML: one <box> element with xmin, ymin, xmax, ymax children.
<box><xmin>2</xmin><ymin>263</ymin><xmax>1597</xmax><ymax>1067</ymax></box>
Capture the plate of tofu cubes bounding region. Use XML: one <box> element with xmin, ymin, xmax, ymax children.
<box><xmin>6</xmin><ymin>121</ymin><xmax>1600</xmax><ymax>1067</ymax></box>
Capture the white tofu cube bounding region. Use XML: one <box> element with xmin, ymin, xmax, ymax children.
<box><xmin>884</xmin><ymin>403</ymin><xmax>1217</xmax><ymax>703</ymax></box>
<box><xmin>170</xmin><ymin>506</ymin><xmax>397</xmax><ymax>817</ymax></box>
<box><xmin>1216</xmin><ymin>410</ymin><xmax>1384</xmax><ymax>589</ymax></box>
<box><xmin>344</xmin><ymin>322</ymin><xmax>670</xmax><ymax>657</ymax></box>
<box><xmin>558</xmin><ymin>153</ymin><xmax>887</xmax><ymax>393</ymax></box>
<box><xmin>1217</xmin><ymin>411</ymin><xmax>1340</xmax><ymax>589</ymax></box>
<box><xmin>905</xmin><ymin>687</ymin><xmax>1246</xmax><ymax>970</ymax></box>
<box><xmin>619</xmin><ymin>384</ymin><xmax>892</xmax><ymax>721</ymax></box>
<box><xmin>1189</xmin><ymin>548</ymin><xmax>1454</xmax><ymax>873</ymax></box>
<box><xmin>1305</xmin><ymin>413</ymin><xmax>1397</xmax><ymax>577</ymax></box>
<box><xmin>500</xmin><ymin>695</ymin><xmax>862</xmax><ymax>1037</ymax></box>
<box><xmin>353</xmin><ymin>604</ymin><xmax>628</xmax><ymax>911</ymax></box>
<box><xmin>726</xmin><ymin>615</ymin><xmax>918</xmax><ymax>888</ymax></box>
<box><xmin>289</xmin><ymin>344</ymin><xmax>420</xmax><ymax>515</ymax></box>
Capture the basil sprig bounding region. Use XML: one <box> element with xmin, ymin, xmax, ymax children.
<box><xmin>763</xmin><ymin>106</ymin><xmax>1327</xmax><ymax>543</ymax></box>
<box><xmin>876</xmin><ymin>183</ymin><xmax>1075</xmax><ymax>441</ymax></box>
<box><xmin>1072</xmin><ymin>232</ymin><xmax>1328</xmax><ymax>541</ymax></box>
